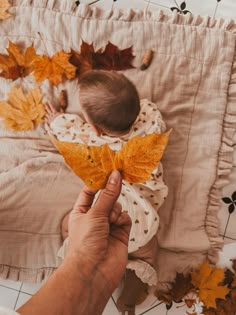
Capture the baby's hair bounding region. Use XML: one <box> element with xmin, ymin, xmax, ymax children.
<box><xmin>79</xmin><ymin>70</ymin><xmax>140</xmax><ymax>134</ymax></box>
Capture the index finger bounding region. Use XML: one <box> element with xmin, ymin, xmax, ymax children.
<box><xmin>72</xmin><ymin>186</ymin><xmax>98</xmax><ymax>214</ymax></box>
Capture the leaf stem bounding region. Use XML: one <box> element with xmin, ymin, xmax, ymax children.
<box><xmin>37</xmin><ymin>32</ymin><xmax>50</xmax><ymax>56</ymax></box>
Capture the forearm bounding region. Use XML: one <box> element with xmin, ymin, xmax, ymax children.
<box><xmin>17</xmin><ymin>258</ymin><xmax>112</xmax><ymax>315</ymax></box>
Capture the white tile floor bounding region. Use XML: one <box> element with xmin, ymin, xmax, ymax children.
<box><xmin>1</xmin><ymin>1</ymin><xmax>236</xmax><ymax>314</ymax></box>
<box><xmin>1</xmin><ymin>241</ymin><xmax>236</xmax><ymax>314</ymax></box>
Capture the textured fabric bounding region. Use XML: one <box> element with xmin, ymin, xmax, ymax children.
<box><xmin>0</xmin><ymin>1</ymin><xmax>236</xmax><ymax>289</ymax></box>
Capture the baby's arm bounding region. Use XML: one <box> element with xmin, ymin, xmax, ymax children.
<box><xmin>44</xmin><ymin>102</ymin><xmax>61</xmax><ymax>125</ymax></box>
<box><xmin>45</xmin><ymin>104</ymin><xmax>86</xmax><ymax>143</ymax></box>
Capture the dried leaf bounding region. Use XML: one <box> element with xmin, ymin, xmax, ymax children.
<box><xmin>222</xmin><ymin>269</ymin><xmax>234</xmax><ymax>287</ymax></box>
<box><xmin>0</xmin><ymin>0</ymin><xmax>11</xmax><ymax>20</ymax></box>
<box><xmin>70</xmin><ymin>41</ymin><xmax>135</xmax><ymax>77</ymax></box>
<box><xmin>0</xmin><ymin>87</ymin><xmax>45</xmax><ymax>131</ymax></box>
<box><xmin>185</xmin><ymin>299</ymin><xmax>196</xmax><ymax>308</ymax></box>
<box><xmin>59</xmin><ymin>90</ymin><xmax>68</xmax><ymax>111</ymax></box>
<box><xmin>49</xmin><ymin>140</ymin><xmax>115</xmax><ymax>189</ymax></box>
<box><xmin>94</xmin><ymin>42</ymin><xmax>135</xmax><ymax>71</ymax></box>
<box><xmin>191</xmin><ymin>262</ymin><xmax>230</xmax><ymax>308</ymax></box>
<box><xmin>203</xmin><ymin>309</ymin><xmax>216</xmax><ymax>315</ymax></box>
<box><xmin>50</xmin><ymin>131</ymin><xmax>171</xmax><ymax>189</ymax></box>
<box><xmin>203</xmin><ymin>287</ymin><xmax>236</xmax><ymax>315</ymax></box>
<box><xmin>140</xmin><ymin>49</ymin><xmax>153</xmax><ymax>71</ymax></box>
<box><xmin>154</xmin><ymin>290</ymin><xmax>173</xmax><ymax>305</ymax></box>
<box><xmin>231</xmin><ymin>275</ymin><xmax>236</xmax><ymax>289</ymax></box>
<box><xmin>0</xmin><ymin>41</ymin><xmax>37</xmax><ymax>80</ymax></box>
<box><xmin>69</xmin><ymin>41</ymin><xmax>94</xmax><ymax>77</ymax></box>
<box><xmin>216</xmin><ymin>291</ymin><xmax>236</xmax><ymax>315</ymax></box>
<box><xmin>114</xmin><ymin>132</ymin><xmax>171</xmax><ymax>183</ymax></box>
<box><xmin>33</xmin><ymin>51</ymin><xmax>76</xmax><ymax>86</ymax></box>
<box><xmin>231</xmin><ymin>259</ymin><xmax>236</xmax><ymax>273</ymax></box>
<box><xmin>169</xmin><ymin>272</ymin><xmax>194</xmax><ymax>303</ymax></box>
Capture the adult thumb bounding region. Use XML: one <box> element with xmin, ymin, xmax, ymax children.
<box><xmin>91</xmin><ymin>170</ymin><xmax>122</xmax><ymax>217</ymax></box>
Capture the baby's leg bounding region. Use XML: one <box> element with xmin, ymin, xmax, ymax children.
<box><xmin>117</xmin><ymin>236</ymin><xmax>157</xmax><ymax>315</ymax></box>
<box><xmin>117</xmin><ymin>269</ymin><xmax>148</xmax><ymax>315</ymax></box>
<box><xmin>61</xmin><ymin>212</ymin><xmax>70</xmax><ymax>240</ymax></box>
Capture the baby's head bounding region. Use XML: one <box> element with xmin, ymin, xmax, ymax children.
<box><xmin>79</xmin><ymin>70</ymin><xmax>140</xmax><ymax>136</ymax></box>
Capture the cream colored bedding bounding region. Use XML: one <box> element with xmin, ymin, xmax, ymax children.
<box><xmin>0</xmin><ymin>1</ymin><xmax>236</xmax><ymax>289</ymax></box>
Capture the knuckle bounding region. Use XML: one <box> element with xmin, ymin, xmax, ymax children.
<box><xmin>103</xmin><ymin>188</ymin><xmax>116</xmax><ymax>199</ymax></box>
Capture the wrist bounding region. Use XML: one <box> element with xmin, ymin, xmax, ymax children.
<box><xmin>62</xmin><ymin>253</ymin><xmax>113</xmax><ymax>295</ymax></box>
<box><xmin>60</xmin><ymin>256</ymin><xmax>112</xmax><ymax>315</ymax></box>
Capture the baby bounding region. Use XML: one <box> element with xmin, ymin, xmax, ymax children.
<box><xmin>45</xmin><ymin>70</ymin><xmax>168</xmax><ymax>315</ymax></box>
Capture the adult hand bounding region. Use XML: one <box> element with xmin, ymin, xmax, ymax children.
<box><xmin>65</xmin><ymin>170</ymin><xmax>132</xmax><ymax>294</ymax></box>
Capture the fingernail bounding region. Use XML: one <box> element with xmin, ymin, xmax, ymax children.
<box><xmin>109</xmin><ymin>170</ymin><xmax>121</xmax><ymax>185</ymax></box>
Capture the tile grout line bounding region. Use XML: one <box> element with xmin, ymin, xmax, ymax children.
<box><xmin>139</xmin><ymin>301</ymin><xmax>164</xmax><ymax>315</ymax></box>
<box><xmin>13</xmin><ymin>282</ymin><xmax>23</xmax><ymax>310</ymax></box>
<box><xmin>0</xmin><ymin>284</ymin><xmax>21</xmax><ymax>292</ymax></box>
<box><xmin>19</xmin><ymin>290</ymin><xmax>34</xmax><ymax>295</ymax></box>
<box><xmin>220</xmin><ymin>234</ymin><xmax>236</xmax><ymax>241</ymax></box>
<box><xmin>111</xmin><ymin>295</ymin><xmax>119</xmax><ymax>311</ymax></box>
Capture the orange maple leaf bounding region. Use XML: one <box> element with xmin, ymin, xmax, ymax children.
<box><xmin>0</xmin><ymin>86</ymin><xmax>45</xmax><ymax>131</ymax></box>
<box><xmin>0</xmin><ymin>41</ymin><xmax>37</xmax><ymax>80</ymax></box>
<box><xmin>0</xmin><ymin>0</ymin><xmax>11</xmax><ymax>20</ymax></box>
<box><xmin>33</xmin><ymin>51</ymin><xmax>76</xmax><ymax>86</ymax></box>
<box><xmin>191</xmin><ymin>262</ymin><xmax>230</xmax><ymax>309</ymax></box>
<box><xmin>50</xmin><ymin>131</ymin><xmax>171</xmax><ymax>189</ymax></box>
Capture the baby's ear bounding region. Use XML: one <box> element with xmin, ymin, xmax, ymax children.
<box><xmin>91</xmin><ymin>124</ymin><xmax>102</xmax><ymax>136</ymax></box>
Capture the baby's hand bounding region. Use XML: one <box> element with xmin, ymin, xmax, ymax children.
<box><xmin>44</xmin><ymin>102</ymin><xmax>61</xmax><ymax>124</ymax></box>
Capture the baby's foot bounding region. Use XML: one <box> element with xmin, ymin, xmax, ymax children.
<box><xmin>117</xmin><ymin>270</ymin><xmax>149</xmax><ymax>315</ymax></box>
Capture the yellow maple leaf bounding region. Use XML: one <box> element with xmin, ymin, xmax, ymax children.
<box><xmin>114</xmin><ymin>133</ymin><xmax>169</xmax><ymax>182</ymax></box>
<box><xmin>191</xmin><ymin>262</ymin><xmax>230</xmax><ymax>309</ymax></box>
<box><xmin>0</xmin><ymin>86</ymin><xmax>45</xmax><ymax>131</ymax></box>
<box><xmin>50</xmin><ymin>131</ymin><xmax>171</xmax><ymax>190</ymax></box>
<box><xmin>0</xmin><ymin>41</ymin><xmax>37</xmax><ymax>80</ymax></box>
<box><xmin>0</xmin><ymin>0</ymin><xmax>11</xmax><ymax>20</ymax></box>
<box><xmin>33</xmin><ymin>51</ymin><xmax>76</xmax><ymax>86</ymax></box>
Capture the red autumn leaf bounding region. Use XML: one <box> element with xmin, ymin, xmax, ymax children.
<box><xmin>94</xmin><ymin>41</ymin><xmax>135</xmax><ymax>71</ymax></box>
<box><xmin>69</xmin><ymin>41</ymin><xmax>135</xmax><ymax>77</ymax></box>
<box><xmin>154</xmin><ymin>290</ymin><xmax>173</xmax><ymax>305</ymax></box>
<box><xmin>170</xmin><ymin>273</ymin><xmax>195</xmax><ymax>303</ymax></box>
<box><xmin>69</xmin><ymin>41</ymin><xmax>94</xmax><ymax>76</ymax></box>
<box><xmin>203</xmin><ymin>288</ymin><xmax>236</xmax><ymax>315</ymax></box>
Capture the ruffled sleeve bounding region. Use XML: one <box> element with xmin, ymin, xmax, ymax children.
<box><xmin>50</xmin><ymin>114</ymin><xmax>92</xmax><ymax>143</ymax></box>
